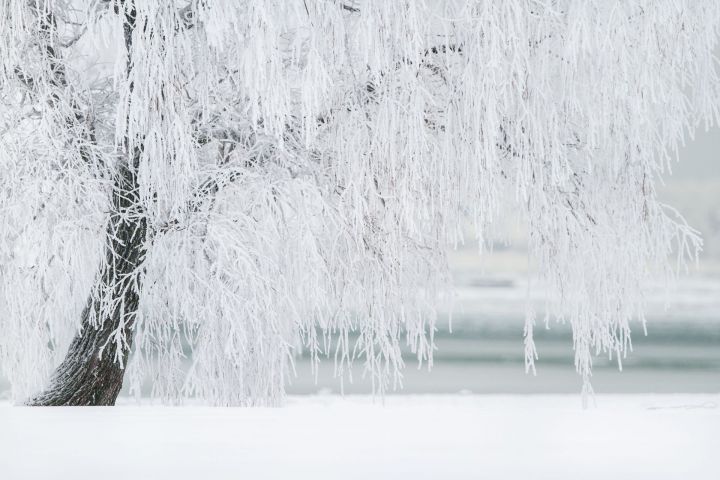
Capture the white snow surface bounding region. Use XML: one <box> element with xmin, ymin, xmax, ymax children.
<box><xmin>1</xmin><ymin>394</ymin><xmax>718</xmax><ymax>480</ymax></box>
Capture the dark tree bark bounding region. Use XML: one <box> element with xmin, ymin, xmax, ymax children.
<box><xmin>28</xmin><ymin>159</ymin><xmax>146</xmax><ymax>406</ymax></box>
<box><xmin>28</xmin><ymin>1</ymin><xmax>143</xmax><ymax>407</ymax></box>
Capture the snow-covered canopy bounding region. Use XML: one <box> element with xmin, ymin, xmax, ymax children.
<box><xmin>1</xmin><ymin>0</ymin><xmax>718</xmax><ymax>404</ymax></box>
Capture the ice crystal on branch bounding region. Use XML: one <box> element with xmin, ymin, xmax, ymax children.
<box><xmin>0</xmin><ymin>0</ymin><xmax>718</xmax><ymax>404</ymax></box>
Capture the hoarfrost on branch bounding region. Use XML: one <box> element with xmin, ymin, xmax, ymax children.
<box><xmin>0</xmin><ymin>0</ymin><xmax>718</xmax><ymax>405</ymax></box>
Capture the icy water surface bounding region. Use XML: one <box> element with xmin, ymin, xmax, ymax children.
<box><xmin>288</xmin><ymin>318</ymin><xmax>720</xmax><ymax>394</ymax></box>
<box><xmin>286</xmin><ymin>275</ymin><xmax>720</xmax><ymax>394</ymax></box>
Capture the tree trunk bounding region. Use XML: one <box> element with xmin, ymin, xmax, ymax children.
<box><xmin>26</xmin><ymin>0</ymin><xmax>143</xmax><ymax>407</ymax></box>
<box><xmin>28</xmin><ymin>160</ymin><xmax>146</xmax><ymax>406</ymax></box>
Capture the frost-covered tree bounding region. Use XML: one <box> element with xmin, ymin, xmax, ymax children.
<box><xmin>1</xmin><ymin>0</ymin><xmax>718</xmax><ymax>406</ymax></box>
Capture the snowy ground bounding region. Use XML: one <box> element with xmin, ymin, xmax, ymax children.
<box><xmin>1</xmin><ymin>394</ymin><xmax>718</xmax><ymax>480</ymax></box>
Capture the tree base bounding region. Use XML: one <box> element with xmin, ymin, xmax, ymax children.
<box><xmin>26</xmin><ymin>319</ymin><xmax>130</xmax><ymax>406</ymax></box>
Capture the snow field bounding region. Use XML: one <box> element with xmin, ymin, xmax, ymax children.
<box><xmin>1</xmin><ymin>394</ymin><xmax>718</xmax><ymax>480</ymax></box>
